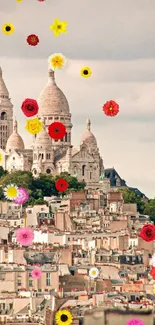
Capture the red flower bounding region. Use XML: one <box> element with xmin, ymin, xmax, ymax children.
<box><xmin>55</xmin><ymin>179</ymin><xmax>68</xmax><ymax>192</ymax></box>
<box><xmin>27</xmin><ymin>34</ymin><xmax>39</xmax><ymax>46</ymax></box>
<box><xmin>48</xmin><ymin>122</ymin><xmax>66</xmax><ymax>140</ymax></box>
<box><xmin>21</xmin><ymin>98</ymin><xmax>39</xmax><ymax>117</ymax></box>
<box><xmin>150</xmin><ymin>266</ymin><xmax>155</xmax><ymax>279</ymax></box>
<box><xmin>103</xmin><ymin>100</ymin><xmax>119</xmax><ymax>117</ymax></box>
<box><xmin>140</xmin><ymin>224</ymin><xmax>155</xmax><ymax>242</ymax></box>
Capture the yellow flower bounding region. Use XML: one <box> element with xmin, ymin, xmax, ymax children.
<box><xmin>55</xmin><ymin>310</ymin><xmax>73</xmax><ymax>325</ymax></box>
<box><xmin>16</xmin><ymin>0</ymin><xmax>22</xmax><ymax>2</ymax></box>
<box><xmin>48</xmin><ymin>53</ymin><xmax>66</xmax><ymax>70</ymax></box>
<box><xmin>25</xmin><ymin>118</ymin><xmax>42</xmax><ymax>135</ymax></box>
<box><xmin>49</xmin><ymin>18</ymin><xmax>68</xmax><ymax>37</ymax></box>
<box><xmin>80</xmin><ymin>66</ymin><xmax>92</xmax><ymax>78</ymax></box>
<box><xmin>4</xmin><ymin>184</ymin><xmax>19</xmax><ymax>201</ymax></box>
<box><xmin>0</xmin><ymin>153</ymin><xmax>3</xmax><ymax>165</ymax></box>
<box><xmin>2</xmin><ymin>23</ymin><xmax>15</xmax><ymax>35</ymax></box>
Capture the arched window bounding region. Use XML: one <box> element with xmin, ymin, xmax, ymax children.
<box><xmin>42</xmin><ymin>154</ymin><xmax>44</xmax><ymax>159</ymax></box>
<box><xmin>1</xmin><ymin>112</ymin><xmax>7</xmax><ymax>120</ymax></box>
<box><xmin>82</xmin><ymin>165</ymin><xmax>86</xmax><ymax>176</ymax></box>
<box><xmin>46</xmin><ymin>169</ymin><xmax>51</xmax><ymax>174</ymax></box>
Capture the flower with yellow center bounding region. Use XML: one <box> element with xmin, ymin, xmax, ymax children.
<box><xmin>48</xmin><ymin>53</ymin><xmax>66</xmax><ymax>70</ymax></box>
<box><xmin>2</xmin><ymin>23</ymin><xmax>15</xmax><ymax>35</ymax></box>
<box><xmin>0</xmin><ymin>153</ymin><xmax>3</xmax><ymax>165</ymax></box>
<box><xmin>4</xmin><ymin>184</ymin><xmax>19</xmax><ymax>201</ymax></box>
<box><xmin>25</xmin><ymin>118</ymin><xmax>42</xmax><ymax>135</ymax></box>
<box><xmin>55</xmin><ymin>310</ymin><xmax>73</xmax><ymax>325</ymax></box>
<box><xmin>89</xmin><ymin>267</ymin><xmax>99</xmax><ymax>279</ymax></box>
<box><xmin>80</xmin><ymin>66</ymin><xmax>92</xmax><ymax>78</ymax></box>
<box><xmin>49</xmin><ymin>18</ymin><xmax>68</xmax><ymax>37</ymax></box>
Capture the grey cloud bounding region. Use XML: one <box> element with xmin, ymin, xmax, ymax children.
<box><xmin>1</xmin><ymin>0</ymin><xmax>155</xmax><ymax>60</ymax></box>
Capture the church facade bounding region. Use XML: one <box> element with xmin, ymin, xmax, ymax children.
<box><xmin>0</xmin><ymin>66</ymin><xmax>107</xmax><ymax>190</ymax></box>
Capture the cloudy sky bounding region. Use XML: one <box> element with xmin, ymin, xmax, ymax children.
<box><xmin>0</xmin><ymin>0</ymin><xmax>155</xmax><ymax>198</ymax></box>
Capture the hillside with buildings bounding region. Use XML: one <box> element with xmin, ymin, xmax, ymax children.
<box><xmin>0</xmin><ymin>66</ymin><xmax>155</xmax><ymax>325</ymax></box>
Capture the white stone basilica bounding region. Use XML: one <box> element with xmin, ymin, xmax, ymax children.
<box><xmin>0</xmin><ymin>67</ymin><xmax>105</xmax><ymax>189</ymax></box>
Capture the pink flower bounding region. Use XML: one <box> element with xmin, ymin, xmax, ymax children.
<box><xmin>16</xmin><ymin>227</ymin><xmax>34</xmax><ymax>246</ymax></box>
<box><xmin>126</xmin><ymin>319</ymin><xmax>144</xmax><ymax>325</ymax></box>
<box><xmin>31</xmin><ymin>268</ymin><xmax>42</xmax><ymax>279</ymax></box>
<box><xmin>13</xmin><ymin>187</ymin><xmax>29</xmax><ymax>204</ymax></box>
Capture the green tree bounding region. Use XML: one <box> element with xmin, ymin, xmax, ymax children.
<box><xmin>0</xmin><ymin>170</ymin><xmax>86</xmax><ymax>206</ymax></box>
<box><xmin>0</xmin><ymin>167</ymin><xmax>7</xmax><ymax>178</ymax></box>
<box><xmin>0</xmin><ymin>170</ymin><xmax>33</xmax><ymax>189</ymax></box>
<box><xmin>118</xmin><ymin>188</ymin><xmax>146</xmax><ymax>214</ymax></box>
<box><xmin>143</xmin><ymin>199</ymin><xmax>155</xmax><ymax>223</ymax></box>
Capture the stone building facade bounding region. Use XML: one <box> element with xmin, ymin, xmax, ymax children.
<box><xmin>0</xmin><ymin>66</ymin><xmax>104</xmax><ymax>189</ymax></box>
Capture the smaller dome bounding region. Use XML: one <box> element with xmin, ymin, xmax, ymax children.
<box><xmin>34</xmin><ymin>117</ymin><xmax>52</xmax><ymax>149</ymax></box>
<box><xmin>80</xmin><ymin>119</ymin><xmax>97</xmax><ymax>148</ymax></box>
<box><xmin>6</xmin><ymin>120</ymin><xmax>25</xmax><ymax>152</ymax></box>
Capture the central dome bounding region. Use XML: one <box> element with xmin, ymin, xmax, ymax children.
<box><xmin>6</xmin><ymin>120</ymin><xmax>25</xmax><ymax>152</ymax></box>
<box><xmin>38</xmin><ymin>69</ymin><xmax>69</xmax><ymax>116</ymax></box>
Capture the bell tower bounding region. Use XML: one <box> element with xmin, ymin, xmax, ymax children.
<box><xmin>0</xmin><ymin>67</ymin><xmax>13</xmax><ymax>150</ymax></box>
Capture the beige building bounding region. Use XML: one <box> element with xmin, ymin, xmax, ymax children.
<box><xmin>0</xmin><ymin>66</ymin><xmax>105</xmax><ymax>190</ymax></box>
<box><xmin>0</xmin><ymin>265</ymin><xmax>59</xmax><ymax>293</ymax></box>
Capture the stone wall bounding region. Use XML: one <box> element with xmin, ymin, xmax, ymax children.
<box><xmin>84</xmin><ymin>308</ymin><xmax>154</xmax><ymax>325</ymax></box>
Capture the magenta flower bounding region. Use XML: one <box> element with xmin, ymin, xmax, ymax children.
<box><xmin>13</xmin><ymin>187</ymin><xmax>29</xmax><ymax>204</ymax></box>
<box><xmin>31</xmin><ymin>268</ymin><xmax>42</xmax><ymax>279</ymax></box>
<box><xmin>126</xmin><ymin>319</ymin><xmax>144</xmax><ymax>325</ymax></box>
<box><xmin>16</xmin><ymin>227</ymin><xmax>34</xmax><ymax>246</ymax></box>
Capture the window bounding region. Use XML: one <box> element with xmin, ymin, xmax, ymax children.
<box><xmin>13</xmin><ymin>157</ymin><xmax>15</xmax><ymax>160</ymax></box>
<box><xmin>33</xmin><ymin>169</ymin><xmax>37</xmax><ymax>175</ymax></box>
<box><xmin>29</xmin><ymin>280</ymin><xmax>33</xmax><ymax>287</ymax></box>
<box><xmin>90</xmin><ymin>172</ymin><xmax>92</xmax><ymax>179</ymax></box>
<box><xmin>65</xmin><ymin>133</ymin><xmax>68</xmax><ymax>142</ymax></box>
<box><xmin>17</xmin><ymin>280</ymin><xmax>22</xmax><ymax>286</ymax></box>
<box><xmin>82</xmin><ymin>165</ymin><xmax>86</xmax><ymax>176</ymax></box>
<box><xmin>46</xmin><ymin>273</ymin><xmax>51</xmax><ymax>286</ymax></box>
<box><xmin>1</xmin><ymin>112</ymin><xmax>7</xmax><ymax>120</ymax></box>
<box><xmin>14</xmin><ymin>221</ymin><xmax>17</xmax><ymax>226</ymax></box>
<box><xmin>29</xmin><ymin>272</ymin><xmax>32</xmax><ymax>277</ymax></box>
<box><xmin>46</xmin><ymin>153</ymin><xmax>51</xmax><ymax>160</ymax></box>
<box><xmin>46</xmin><ymin>169</ymin><xmax>51</xmax><ymax>174</ymax></box>
<box><xmin>42</xmin><ymin>154</ymin><xmax>44</xmax><ymax>159</ymax></box>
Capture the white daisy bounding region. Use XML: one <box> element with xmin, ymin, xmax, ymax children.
<box><xmin>4</xmin><ymin>184</ymin><xmax>19</xmax><ymax>201</ymax></box>
<box><xmin>89</xmin><ymin>267</ymin><xmax>99</xmax><ymax>279</ymax></box>
<box><xmin>150</xmin><ymin>253</ymin><xmax>155</xmax><ymax>266</ymax></box>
